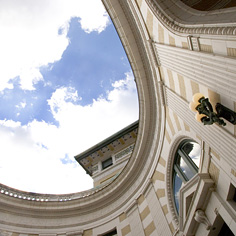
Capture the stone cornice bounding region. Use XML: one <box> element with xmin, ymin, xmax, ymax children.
<box><xmin>146</xmin><ymin>0</ymin><xmax>236</xmax><ymax>36</ymax></box>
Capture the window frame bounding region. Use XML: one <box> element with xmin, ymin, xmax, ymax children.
<box><xmin>172</xmin><ymin>139</ymin><xmax>200</xmax><ymax>214</ymax></box>
<box><xmin>102</xmin><ymin>157</ymin><xmax>113</xmax><ymax>170</ymax></box>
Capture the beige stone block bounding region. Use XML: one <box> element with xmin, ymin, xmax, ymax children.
<box><xmin>158</xmin><ymin>24</ymin><xmax>164</xmax><ymax>44</ymax></box>
<box><xmin>190</xmin><ymin>80</ymin><xmax>200</xmax><ymax>97</ymax></box>
<box><xmin>208</xmin><ymin>89</ymin><xmax>221</xmax><ymax>110</ymax></box>
<box><xmin>159</xmin><ymin>66</ymin><xmax>165</xmax><ymax>83</ymax></box>
<box><xmin>167</xmin><ymin>69</ymin><xmax>175</xmax><ymax>92</ymax></box>
<box><xmin>196</xmin><ymin>135</ymin><xmax>202</xmax><ymax>143</ymax></box>
<box><xmin>200</xmin><ymin>44</ymin><xmax>213</xmax><ymax>53</ymax></box>
<box><xmin>182</xmin><ymin>42</ymin><xmax>188</xmax><ymax>49</ymax></box>
<box><xmin>169</xmin><ymin>35</ymin><xmax>175</xmax><ymax>46</ymax></box>
<box><xmin>140</xmin><ymin>206</ymin><xmax>150</xmax><ymax>221</ymax></box>
<box><xmin>231</xmin><ymin>169</ymin><xmax>236</xmax><ymax>178</ymax></box>
<box><xmin>146</xmin><ymin>9</ymin><xmax>153</xmax><ymax>38</ymax></box>
<box><xmin>211</xmin><ymin>149</ymin><xmax>220</xmax><ymax>161</ymax></box>
<box><xmin>178</xmin><ymin>74</ymin><xmax>187</xmax><ymax>100</ymax></box>
<box><xmin>209</xmin><ymin>161</ymin><xmax>220</xmax><ymax>185</ymax></box>
<box><xmin>138</xmin><ymin>194</ymin><xmax>145</xmax><ymax>205</ymax></box>
<box><xmin>144</xmin><ymin>221</ymin><xmax>156</xmax><ymax>236</ymax></box>
<box><xmin>119</xmin><ymin>213</ymin><xmax>127</xmax><ymax>222</ymax></box>
<box><xmin>169</xmin><ymin>222</ymin><xmax>175</xmax><ymax>234</ymax></box>
<box><xmin>121</xmin><ymin>225</ymin><xmax>131</xmax><ymax>236</ymax></box>
<box><xmin>136</xmin><ymin>0</ymin><xmax>143</xmax><ymax>8</ymax></box>
<box><xmin>162</xmin><ymin>204</ymin><xmax>168</xmax><ymax>216</ymax></box>
<box><xmin>165</xmin><ymin>129</ymin><xmax>171</xmax><ymax>144</ymax></box>
<box><xmin>184</xmin><ymin>122</ymin><xmax>190</xmax><ymax>132</ymax></box>
<box><xmin>227</xmin><ymin>47</ymin><xmax>236</xmax><ymax>57</ymax></box>
<box><xmin>158</xmin><ymin>156</ymin><xmax>166</xmax><ymax>167</ymax></box>
<box><xmin>152</xmin><ymin>171</ymin><xmax>165</xmax><ymax>182</ymax></box>
<box><xmin>173</xmin><ymin>112</ymin><xmax>181</xmax><ymax>131</ymax></box>
<box><xmin>156</xmin><ymin>189</ymin><xmax>165</xmax><ymax>199</ymax></box>
<box><xmin>166</xmin><ymin>108</ymin><xmax>175</xmax><ymax>137</ymax></box>
<box><xmin>83</xmin><ymin>229</ymin><xmax>92</xmax><ymax>236</ymax></box>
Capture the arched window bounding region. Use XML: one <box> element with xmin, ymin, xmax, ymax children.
<box><xmin>172</xmin><ymin>140</ymin><xmax>201</xmax><ymax>213</ymax></box>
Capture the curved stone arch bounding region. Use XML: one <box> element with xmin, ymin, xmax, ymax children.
<box><xmin>146</xmin><ymin>0</ymin><xmax>236</xmax><ymax>36</ymax></box>
<box><xmin>0</xmin><ymin>0</ymin><xmax>164</xmax><ymax>234</ymax></box>
<box><xmin>180</xmin><ymin>0</ymin><xmax>236</xmax><ymax>12</ymax></box>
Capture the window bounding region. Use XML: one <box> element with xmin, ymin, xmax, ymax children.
<box><xmin>218</xmin><ymin>222</ymin><xmax>234</xmax><ymax>236</ymax></box>
<box><xmin>102</xmin><ymin>157</ymin><xmax>113</xmax><ymax>170</ymax></box>
<box><xmin>172</xmin><ymin>140</ymin><xmax>201</xmax><ymax>213</ymax></box>
<box><xmin>212</xmin><ymin>214</ymin><xmax>235</xmax><ymax>236</ymax></box>
<box><xmin>227</xmin><ymin>183</ymin><xmax>236</xmax><ymax>211</ymax></box>
<box><xmin>101</xmin><ymin>229</ymin><xmax>117</xmax><ymax>236</ymax></box>
<box><xmin>227</xmin><ymin>183</ymin><xmax>236</xmax><ymax>202</ymax></box>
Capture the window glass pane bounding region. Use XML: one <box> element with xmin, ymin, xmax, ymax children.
<box><xmin>186</xmin><ymin>142</ymin><xmax>201</xmax><ymax>168</ymax></box>
<box><xmin>102</xmin><ymin>157</ymin><xmax>113</xmax><ymax>170</ymax></box>
<box><xmin>173</xmin><ymin>172</ymin><xmax>184</xmax><ymax>213</ymax></box>
<box><xmin>182</xmin><ymin>141</ymin><xmax>194</xmax><ymax>155</ymax></box>
<box><xmin>173</xmin><ymin>140</ymin><xmax>200</xmax><ymax>215</ymax></box>
<box><xmin>104</xmin><ymin>230</ymin><xmax>117</xmax><ymax>236</ymax></box>
<box><xmin>177</xmin><ymin>157</ymin><xmax>195</xmax><ymax>180</ymax></box>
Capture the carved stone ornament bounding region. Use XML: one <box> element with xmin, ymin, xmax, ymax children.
<box><xmin>146</xmin><ymin>0</ymin><xmax>236</xmax><ymax>36</ymax></box>
<box><xmin>194</xmin><ymin>209</ymin><xmax>212</xmax><ymax>230</ymax></box>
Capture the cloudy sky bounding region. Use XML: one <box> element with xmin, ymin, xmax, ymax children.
<box><xmin>0</xmin><ymin>0</ymin><xmax>139</xmax><ymax>194</ymax></box>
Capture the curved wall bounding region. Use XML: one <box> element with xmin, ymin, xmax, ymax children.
<box><xmin>180</xmin><ymin>0</ymin><xmax>236</xmax><ymax>11</ymax></box>
<box><xmin>0</xmin><ymin>0</ymin><xmax>164</xmax><ymax>235</ymax></box>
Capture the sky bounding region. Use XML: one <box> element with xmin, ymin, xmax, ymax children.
<box><xmin>0</xmin><ymin>0</ymin><xmax>139</xmax><ymax>194</ymax></box>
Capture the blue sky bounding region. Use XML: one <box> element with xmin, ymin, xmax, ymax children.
<box><xmin>0</xmin><ymin>0</ymin><xmax>139</xmax><ymax>194</ymax></box>
<box><xmin>0</xmin><ymin>17</ymin><xmax>131</xmax><ymax>125</ymax></box>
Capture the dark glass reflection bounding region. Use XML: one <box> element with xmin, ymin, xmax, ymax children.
<box><xmin>186</xmin><ymin>142</ymin><xmax>201</xmax><ymax>167</ymax></box>
<box><xmin>178</xmin><ymin>157</ymin><xmax>195</xmax><ymax>180</ymax></box>
<box><xmin>173</xmin><ymin>140</ymin><xmax>201</xmax><ymax>214</ymax></box>
<box><xmin>173</xmin><ymin>172</ymin><xmax>183</xmax><ymax>213</ymax></box>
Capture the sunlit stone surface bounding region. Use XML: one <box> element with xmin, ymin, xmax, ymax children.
<box><xmin>0</xmin><ymin>1</ymin><xmax>236</xmax><ymax>235</ymax></box>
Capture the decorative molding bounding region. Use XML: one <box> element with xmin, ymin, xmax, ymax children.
<box><xmin>66</xmin><ymin>230</ymin><xmax>83</xmax><ymax>236</ymax></box>
<box><xmin>194</xmin><ymin>209</ymin><xmax>212</xmax><ymax>230</ymax></box>
<box><xmin>154</xmin><ymin>43</ymin><xmax>236</xmax><ymax>101</ymax></box>
<box><xmin>146</xmin><ymin>0</ymin><xmax>236</xmax><ymax>36</ymax></box>
<box><xmin>187</xmin><ymin>36</ymin><xmax>200</xmax><ymax>51</ymax></box>
<box><xmin>157</xmin><ymin>80</ymin><xmax>166</xmax><ymax>107</ymax></box>
<box><xmin>114</xmin><ymin>144</ymin><xmax>134</xmax><ymax>161</ymax></box>
<box><xmin>179</xmin><ymin>173</ymin><xmax>214</xmax><ymax>235</ymax></box>
<box><xmin>165</xmin><ymin>134</ymin><xmax>199</xmax><ymax>226</ymax></box>
<box><xmin>142</xmin><ymin>178</ymin><xmax>153</xmax><ymax>197</ymax></box>
<box><xmin>0</xmin><ymin>181</ymin><xmax>108</xmax><ymax>202</ymax></box>
<box><xmin>125</xmin><ymin>199</ymin><xmax>138</xmax><ymax>217</ymax></box>
<box><xmin>199</xmin><ymin>142</ymin><xmax>210</xmax><ymax>174</ymax></box>
<box><xmin>40</xmin><ymin>234</ymin><xmax>57</xmax><ymax>236</ymax></box>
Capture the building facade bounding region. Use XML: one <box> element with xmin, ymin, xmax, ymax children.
<box><xmin>0</xmin><ymin>0</ymin><xmax>236</xmax><ymax>235</ymax></box>
<box><xmin>75</xmin><ymin>121</ymin><xmax>138</xmax><ymax>187</ymax></box>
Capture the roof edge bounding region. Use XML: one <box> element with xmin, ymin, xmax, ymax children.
<box><xmin>74</xmin><ymin>120</ymin><xmax>139</xmax><ymax>163</ymax></box>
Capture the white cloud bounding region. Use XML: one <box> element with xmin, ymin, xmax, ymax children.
<box><xmin>0</xmin><ymin>0</ymin><xmax>109</xmax><ymax>91</ymax></box>
<box><xmin>48</xmin><ymin>87</ymin><xmax>82</xmax><ymax>116</ymax></box>
<box><xmin>0</xmin><ymin>73</ymin><xmax>139</xmax><ymax>194</ymax></box>
<box><xmin>16</xmin><ymin>101</ymin><xmax>26</xmax><ymax>109</ymax></box>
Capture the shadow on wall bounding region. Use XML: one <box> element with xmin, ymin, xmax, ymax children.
<box><xmin>180</xmin><ymin>0</ymin><xmax>236</xmax><ymax>11</ymax></box>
